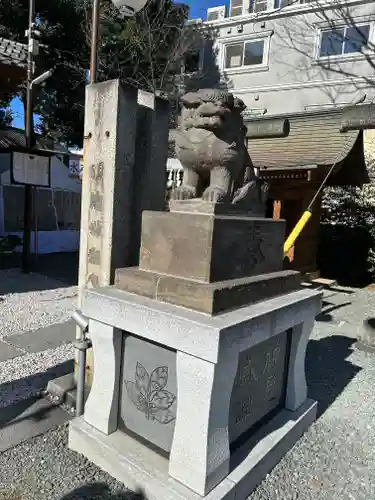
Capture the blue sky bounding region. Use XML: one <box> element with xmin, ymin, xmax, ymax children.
<box><xmin>10</xmin><ymin>0</ymin><xmax>226</xmax><ymax>130</ymax></box>
<box><xmin>185</xmin><ymin>0</ymin><xmax>228</xmax><ymax>20</ymax></box>
<box><xmin>11</xmin><ymin>98</ymin><xmax>31</xmax><ymax>129</ymax></box>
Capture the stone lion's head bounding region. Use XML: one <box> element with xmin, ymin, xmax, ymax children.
<box><xmin>175</xmin><ymin>89</ymin><xmax>248</xmax><ymax>178</ymax></box>
<box><xmin>179</xmin><ymin>89</ymin><xmax>246</xmax><ymax>134</ymax></box>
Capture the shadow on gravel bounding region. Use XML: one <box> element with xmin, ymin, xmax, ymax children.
<box><xmin>315</xmin><ymin>301</ymin><xmax>352</xmax><ymax>323</ymax></box>
<box><xmin>59</xmin><ymin>483</ymin><xmax>146</xmax><ymax>500</ymax></box>
<box><xmin>0</xmin><ymin>252</ymin><xmax>78</xmax><ymax>295</ymax></box>
<box><xmin>306</xmin><ymin>335</ymin><xmax>361</xmax><ymax>418</ymax></box>
<box><xmin>33</xmin><ymin>252</ymin><xmax>78</xmax><ymax>286</ymax></box>
<box><xmin>0</xmin><ymin>359</ymin><xmax>73</xmax><ymax>427</ymax></box>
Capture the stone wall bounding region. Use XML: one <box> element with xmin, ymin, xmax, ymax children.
<box><xmin>3</xmin><ymin>185</ymin><xmax>81</xmax><ymax>232</ymax></box>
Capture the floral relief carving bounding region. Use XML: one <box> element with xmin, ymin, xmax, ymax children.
<box><xmin>125</xmin><ymin>363</ymin><xmax>176</xmax><ymax>424</ymax></box>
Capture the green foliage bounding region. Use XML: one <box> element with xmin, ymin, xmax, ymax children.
<box><xmin>99</xmin><ymin>0</ymin><xmax>188</xmax><ymax>93</ymax></box>
<box><xmin>367</xmin><ymin>247</ymin><xmax>375</xmax><ymax>277</ymax></box>
<box><xmin>321</xmin><ymin>130</ymin><xmax>375</xmax><ymax>278</ymax></box>
<box><xmin>0</xmin><ymin>106</ymin><xmax>13</xmax><ymax>128</ymax></box>
<box><xmin>0</xmin><ymin>0</ymin><xmax>188</xmax><ymax>146</ymax></box>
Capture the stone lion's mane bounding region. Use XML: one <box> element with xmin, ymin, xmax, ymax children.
<box><xmin>180</xmin><ymin>89</ymin><xmax>246</xmax><ymax>113</ymax></box>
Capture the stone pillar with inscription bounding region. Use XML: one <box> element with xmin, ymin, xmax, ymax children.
<box><xmin>76</xmin><ymin>80</ymin><xmax>169</xmax><ymax>387</ymax></box>
<box><xmin>69</xmin><ymin>89</ymin><xmax>322</xmax><ymax>500</ymax></box>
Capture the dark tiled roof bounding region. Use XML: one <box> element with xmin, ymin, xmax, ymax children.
<box><xmin>0</xmin><ymin>128</ymin><xmax>70</xmax><ymax>155</ymax></box>
<box><xmin>246</xmin><ymin>108</ymin><xmax>360</xmax><ymax>170</ymax></box>
<box><xmin>0</xmin><ymin>37</ymin><xmax>27</xmax><ymax>68</ymax></box>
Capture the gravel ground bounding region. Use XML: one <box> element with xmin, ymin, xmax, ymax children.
<box><xmin>0</xmin><ymin>269</ymin><xmax>77</xmax><ymax>408</ymax></box>
<box><xmin>1</xmin><ymin>280</ymin><xmax>375</xmax><ymax>499</ymax></box>
<box><xmin>0</xmin><ymin>344</ymin><xmax>74</xmax><ymax>409</ymax></box>
<box><xmin>0</xmin><ymin>424</ymin><xmax>132</xmax><ymax>500</ymax></box>
<box><xmin>250</xmin><ymin>325</ymin><xmax>375</xmax><ymax>499</ymax></box>
<box><xmin>0</xmin><ymin>269</ymin><xmax>77</xmax><ymax>339</ymax></box>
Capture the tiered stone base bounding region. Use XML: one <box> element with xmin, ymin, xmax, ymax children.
<box><xmin>115</xmin><ymin>268</ymin><xmax>301</xmax><ymax>314</ymax></box>
<box><xmin>70</xmin><ymin>201</ymin><xmax>321</xmax><ymax>499</ymax></box>
<box><xmin>115</xmin><ymin>206</ymin><xmax>300</xmax><ymax>314</ymax></box>
<box><xmin>70</xmin><ymin>399</ymin><xmax>317</xmax><ymax>500</ymax></box>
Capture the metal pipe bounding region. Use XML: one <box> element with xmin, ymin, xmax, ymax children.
<box><xmin>33</xmin><ymin>187</ymin><xmax>38</xmax><ymax>261</ymax></box>
<box><xmin>30</xmin><ymin>68</ymin><xmax>53</xmax><ymax>87</ymax></box>
<box><xmin>72</xmin><ymin>309</ymin><xmax>90</xmax><ymax>417</ymax></box>
<box><xmin>22</xmin><ymin>0</ymin><xmax>36</xmax><ymax>274</ymax></box>
<box><xmin>74</xmin><ymin>337</ymin><xmax>91</xmax><ymax>417</ymax></box>
<box><xmin>90</xmin><ymin>0</ymin><xmax>101</xmax><ymax>84</ymax></box>
<box><xmin>72</xmin><ymin>309</ymin><xmax>89</xmax><ymax>332</ymax></box>
<box><xmin>25</xmin><ymin>0</ymin><xmax>35</xmax><ymax>149</ymax></box>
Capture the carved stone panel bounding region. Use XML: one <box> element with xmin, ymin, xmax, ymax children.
<box><xmin>229</xmin><ymin>329</ymin><xmax>290</xmax><ymax>444</ymax></box>
<box><xmin>119</xmin><ymin>334</ymin><xmax>177</xmax><ymax>453</ymax></box>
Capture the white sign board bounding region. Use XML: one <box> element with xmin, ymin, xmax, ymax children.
<box><xmin>137</xmin><ymin>90</ymin><xmax>155</xmax><ymax>110</ymax></box>
<box><xmin>11</xmin><ymin>152</ymin><xmax>51</xmax><ymax>187</ymax></box>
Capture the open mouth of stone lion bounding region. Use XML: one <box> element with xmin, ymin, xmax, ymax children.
<box><xmin>176</xmin><ymin>125</ymin><xmax>220</xmax><ymax>146</ymax></box>
<box><xmin>194</xmin><ymin>114</ymin><xmax>222</xmax><ymax>130</ymax></box>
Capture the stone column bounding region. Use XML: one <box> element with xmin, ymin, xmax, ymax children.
<box><xmin>76</xmin><ymin>80</ymin><xmax>169</xmax><ymax>390</ymax></box>
<box><xmin>76</xmin><ymin>79</ymin><xmax>138</xmax><ymax>387</ymax></box>
<box><xmin>78</xmin><ymin>79</ymin><xmax>138</xmax><ymax>296</ymax></box>
<box><xmin>84</xmin><ymin>320</ymin><xmax>123</xmax><ymax>434</ymax></box>
<box><xmin>128</xmin><ymin>90</ymin><xmax>169</xmax><ymax>265</ymax></box>
<box><xmin>169</xmin><ymin>347</ymin><xmax>239</xmax><ymax>496</ymax></box>
<box><xmin>78</xmin><ymin>82</ymin><xmax>170</xmax><ymax>296</ymax></box>
<box><xmin>285</xmin><ymin>315</ymin><xmax>316</xmax><ymax>411</ymax></box>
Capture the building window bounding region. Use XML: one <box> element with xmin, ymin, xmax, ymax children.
<box><xmin>275</xmin><ymin>0</ymin><xmax>305</xmax><ymax>7</ymax></box>
<box><xmin>319</xmin><ymin>24</ymin><xmax>370</xmax><ymax>57</ymax></box>
<box><xmin>251</xmin><ymin>0</ymin><xmax>268</xmax><ymax>13</ymax></box>
<box><xmin>230</xmin><ymin>0</ymin><xmax>243</xmax><ymax>17</ymax></box>
<box><xmin>183</xmin><ymin>50</ymin><xmax>200</xmax><ymax>73</ymax></box>
<box><xmin>274</xmin><ymin>0</ymin><xmax>294</xmax><ymax>8</ymax></box>
<box><xmin>225</xmin><ymin>39</ymin><xmax>265</xmax><ymax>68</ymax></box>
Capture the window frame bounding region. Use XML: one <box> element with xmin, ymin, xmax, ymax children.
<box><xmin>183</xmin><ymin>49</ymin><xmax>201</xmax><ymax>74</ymax></box>
<box><xmin>250</xmin><ymin>0</ymin><xmax>269</xmax><ymax>13</ymax></box>
<box><xmin>229</xmin><ymin>0</ymin><xmax>245</xmax><ymax>18</ymax></box>
<box><xmin>181</xmin><ymin>38</ymin><xmax>206</xmax><ymax>76</ymax></box>
<box><xmin>220</xmin><ymin>31</ymin><xmax>272</xmax><ymax>74</ymax></box>
<box><xmin>316</xmin><ymin>21</ymin><xmax>374</xmax><ymax>61</ymax></box>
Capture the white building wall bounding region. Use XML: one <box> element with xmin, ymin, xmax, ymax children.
<box><xmin>0</xmin><ymin>152</ymin><xmax>82</xmax><ymax>253</ymax></box>
<box><xmin>199</xmin><ymin>0</ymin><xmax>375</xmax><ymax>117</ymax></box>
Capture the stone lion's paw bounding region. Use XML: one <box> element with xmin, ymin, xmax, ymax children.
<box><xmin>202</xmin><ymin>187</ymin><xmax>227</xmax><ymax>203</ymax></box>
<box><xmin>170</xmin><ymin>185</ymin><xmax>196</xmax><ymax>200</ymax></box>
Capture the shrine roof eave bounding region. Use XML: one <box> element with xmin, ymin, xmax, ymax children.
<box><xmin>0</xmin><ymin>128</ymin><xmax>70</xmax><ymax>157</ymax></box>
<box><xmin>245</xmin><ymin>104</ymin><xmax>375</xmax><ymax>187</ymax></box>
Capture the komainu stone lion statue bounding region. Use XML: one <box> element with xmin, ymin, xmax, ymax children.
<box><xmin>170</xmin><ymin>88</ymin><xmax>268</xmax><ymax>213</ymax></box>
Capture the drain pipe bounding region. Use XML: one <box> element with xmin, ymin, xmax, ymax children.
<box><xmin>72</xmin><ymin>310</ymin><xmax>92</xmax><ymax>417</ymax></box>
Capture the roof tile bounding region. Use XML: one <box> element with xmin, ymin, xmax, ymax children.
<box><xmin>0</xmin><ymin>37</ymin><xmax>27</xmax><ymax>68</ymax></box>
<box><xmin>246</xmin><ymin>109</ymin><xmax>359</xmax><ymax>169</ymax></box>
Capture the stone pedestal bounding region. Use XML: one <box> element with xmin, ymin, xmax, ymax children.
<box><xmin>69</xmin><ymin>201</ymin><xmax>322</xmax><ymax>499</ymax></box>
<box><xmin>116</xmin><ymin>205</ymin><xmax>301</xmax><ymax>314</ymax></box>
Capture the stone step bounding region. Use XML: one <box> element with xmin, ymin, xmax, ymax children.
<box><xmin>302</xmin><ymin>277</ymin><xmax>337</xmax><ymax>290</ymax></box>
<box><xmin>312</xmin><ymin>278</ymin><xmax>337</xmax><ymax>287</ymax></box>
<box><xmin>46</xmin><ymin>372</ymin><xmax>90</xmax><ymax>411</ymax></box>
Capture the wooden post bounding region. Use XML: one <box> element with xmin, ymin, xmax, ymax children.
<box><xmin>273</xmin><ymin>200</ymin><xmax>282</xmax><ymax>220</ymax></box>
